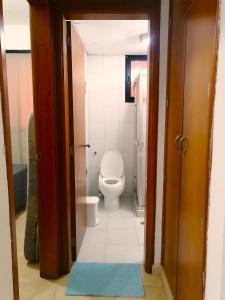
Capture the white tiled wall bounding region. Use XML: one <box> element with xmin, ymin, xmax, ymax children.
<box><xmin>86</xmin><ymin>55</ymin><xmax>136</xmax><ymax>198</ymax></box>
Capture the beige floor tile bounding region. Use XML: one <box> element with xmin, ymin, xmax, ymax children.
<box><xmin>16</xmin><ymin>211</ymin><xmax>26</xmax><ymax>234</ymax></box>
<box><xmin>50</xmin><ymin>273</ymin><xmax>71</xmax><ymax>288</ymax></box>
<box><xmin>18</xmin><ymin>253</ymin><xmax>42</xmax><ymax>284</ymax></box>
<box><xmin>142</xmin><ymin>274</ymin><xmax>162</xmax><ymax>287</ymax></box>
<box><xmin>16</xmin><ymin>231</ymin><xmax>25</xmax><ymax>253</ymax></box>
<box><xmin>19</xmin><ymin>282</ymin><xmax>57</xmax><ymax>300</ymax></box>
<box><xmin>141</xmin><ymin>267</ymin><xmax>162</xmax><ymax>287</ymax></box>
<box><xmin>16</xmin><ymin>211</ymin><xmax>26</xmax><ymax>252</ymax></box>
<box><xmin>16</xmin><ymin>210</ymin><xmax>26</xmax><ymax>223</ymax></box>
<box><xmin>146</xmin><ymin>286</ymin><xmax>166</xmax><ymax>300</ymax></box>
<box><xmin>115</xmin><ymin>285</ymin><xmax>165</xmax><ymax>300</ymax></box>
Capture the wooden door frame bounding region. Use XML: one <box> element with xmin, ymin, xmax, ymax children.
<box><xmin>0</xmin><ymin>0</ymin><xmax>19</xmax><ymax>299</ymax></box>
<box><xmin>66</xmin><ymin>21</ymin><xmax>77</xmax><ymax>262</ymax></box>
<box><xmin>61</xmin><ymin>6</ymin><xmax>161</xmax><ymax>275</ymax></box>
<box><xmin>2</xmin><ymin>0</ymin><xmax>161</xmax><ymax>295</ymax></box>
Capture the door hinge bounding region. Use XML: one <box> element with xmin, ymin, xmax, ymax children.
<box><xmin>72</xmin><ymin>238</ymin><xmax>76</xmax><ymax>247</ymax></box>
<box><xmin>70</xmin><ymin>145</ymin><xmax>74</xmax><ymax>156</ymax></box>
<box><xmin>166</xmin><ymin>98</ymin><xmax>169</xmax><ymax>108</ymax></box>
<box><xmin>207</xmin><ymin>83</ymin><xmax>211</xmax><ymax>98</ymax></box>
<box><xmin>3</xmin><ymin>144</ymin><xmax>6</xmax><ymax>155</ymax></box>
<box><xmin>169</xmin><ymin>17</ymin><xmax>172</xmax><ymax>30</ymax></box>
<box><xmin>163</xmin><ymin>175</ymin><xmax>167</xmax><ymax>185</ymax></box>
<box><xmin>85</xmin><ymin>81</ymin><xmax>87</xmax><ymax>95</ymax></box>
<box><xmin>203</xmin><ymin>271</ymin><xmax>206</xmax><ymax>290</ymax></box>
<box><xmin>208</xmin><ymin>135</ymin><xmax>213</xmax><ymax>179</ymax></box>
<box><xmin>67</xmin><ymin>36</ymin><xmax>71</xmax><ymax>48</ymax></box>
<box><xmin>161</xmin><ymin>242</ymin><xmax>165</xmax><ymax>256</ymax></box>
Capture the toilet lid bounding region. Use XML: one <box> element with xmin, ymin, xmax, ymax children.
<box><xmin>100</xmin><ymin>150</ymin><xmax>124</xmax><ymax>178</ymax></box>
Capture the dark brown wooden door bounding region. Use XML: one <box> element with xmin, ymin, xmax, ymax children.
<box><xmin>162</xmin><ymin>0</ymin><xmax>186</xmax><ymax>295</ymax></box>
<box><xmin>69</xmin><ymin>22</ymin><xmax>87</xmax><ymax>255</ymax></box>
<box><xmin>177</xmin><ymin>0</ymin><xmax>218</xmax><ymax>299</ymax></box>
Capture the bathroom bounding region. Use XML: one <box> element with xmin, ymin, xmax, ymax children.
<box><xmin>75</xmin><ymin>20</ymin><xmax>149</xmax><ymax>263</ymax></box>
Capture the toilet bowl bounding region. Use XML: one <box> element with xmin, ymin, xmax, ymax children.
<box><xmin>99</xmin><ymin>149</ymin><xmax>125</xmax><ymax>210</ymax></box>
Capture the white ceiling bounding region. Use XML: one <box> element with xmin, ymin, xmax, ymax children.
<box><xmin>3</xmin><ymin>0</ymin><xmax>29</xmax><ymax>25</ymax></box>
<box><xmin>74</xmin><ymin>20</ymin><xmax>149</xmax><ymax>55</ymax></box>
<box><xmin>2</xmin><ymin>1</ymin><xmax>149</xmax><ymax>56</ymax></box>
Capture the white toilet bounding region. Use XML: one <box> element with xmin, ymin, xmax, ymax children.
<box><xmin>99</xmin><ymin>149</ymin><xmax>125</xmax><ymax>210</ymax></box>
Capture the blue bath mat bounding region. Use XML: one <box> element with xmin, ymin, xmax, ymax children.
<box><xmin>65</xmin><ymin>262</ymin><xmax>144</xmax><ymax>297</ymax></box>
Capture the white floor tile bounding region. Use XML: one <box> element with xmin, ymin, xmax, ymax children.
<box><xmin>83</xmin><ymin>228</ymin><xmax>107</xmax><ymax>245</ymax></box>
<box><xmin>108</xmin><ymin>217</ymin><xmax>135</xmax><ymax>230</ymax></box>
<box><xmin>107</xmin><ymin>229</ymin><xmax>139</xmax><ymax>245</ymax></box>
<box><xmin>136</xmin><ymin>228</ymin><xmax>145</xmax><ymax>245</ymax></box>
<box><xmin>108</xmin><ymin>207</ymin><xmax>134</xmax><ymax>219</ymax></box>
<box><xmin>139</xmin><ymin>245</ymin><xmax>144</xmax><ymax>262</ymax></box>
<box><xmin>105</xmin><ymin>245</ymin><xmax>142</xmax><ymax>263</ymax></box>
<box><xmin>98</xmin><ymin>200</ymin><xmax>110</xmax><ymax>214</ymax></box>
<box><xmin>120</xmin><ymin>198</ymin><xmax>133</xmax><ymax>208</ymax></box>
<box><xmin>77</xmin><ymin>197</ymin><xmax>145</xmax><ymax>264</ymax></box>
<box><xmin>96</xmin><ymin>215</ymin><xmax>109</xmax><ymax>229</ymax></box>
<box><xmin>77</xmin><ymin>244</ymin><xmax>105</xmax><ymax>263</ymax></box>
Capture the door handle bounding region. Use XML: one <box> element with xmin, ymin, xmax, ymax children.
<box><xmin>36</xmin><ymin>152</ymin><xmax>41</xmax><ymax>161</ymax></box>
<box><xmin>175</xmin><ymin>135</ymin><xmax>183</xmax><ymax>153</ymax></box>
<box><xmin>180</xmin><ymin>136</ymin><xmax>189</xmax><ymax>154</ymax></box>
<box><xmin>83</xmin><ymin>144</ymin><xmax>91</xmax><ymax>148</ymax></box>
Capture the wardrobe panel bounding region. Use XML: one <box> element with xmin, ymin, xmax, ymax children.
<box><xmin>177</xmin><ymin>0</ymin><xmax>218</xmax><ymax>299</ymax></box>
<box><xmin>162</xmin><ymin>0</ymin><xmax>186</xmax><ymax>296</ymax></box>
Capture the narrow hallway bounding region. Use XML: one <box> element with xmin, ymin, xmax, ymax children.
<box><xmin>16</xmin><ymin>211</ymin><xmax>165</xmax><ymax>299</ymax></box>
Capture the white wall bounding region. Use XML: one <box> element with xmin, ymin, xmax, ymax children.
<box><xmin>4</xmin><ymin>25</ymin><xmax>30</xmax><ymax>50</ymax></box>
<box><xmin>221</xmin><ymin>225</ymin><xmax>225</xmax><ymax>300</ymax></box>
<box><xmin>205</xmin><ymin>0</ymin><xmax>225</xmax><ymax>299</ymax></box>
<box><xmin>86</xmin><ymin>55</ymin><xmax>136</xmax><ymax>198</ymax></box>
<box><xmin>154</xmin><ymin>0</ymin><xmax>170</xmax><ymax>264</ymax></box>
<box><xmin>0</xmin><ymin>97</ymin><xmax>14</xmax><ymax>300</ymax></box>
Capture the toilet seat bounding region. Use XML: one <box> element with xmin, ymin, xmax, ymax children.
<box><xmin>99</xmin><ymin>149</ymin><xmax>125</xmax><ymax>211</ymax></box>
<box><xmin>105</xmin><ymin>179</ymin><xmax>118</xmax><ymax>185</ymax></box>
<box><xmin>99</xmin><ymin>175</ymin><xmax>125</xmax><ymax>189</ymax></box>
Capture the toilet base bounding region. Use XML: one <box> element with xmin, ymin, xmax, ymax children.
<box><xmin>104</xmin><ymin>196</ymin><xmax>120</xmax><ymax>211</ymax></box>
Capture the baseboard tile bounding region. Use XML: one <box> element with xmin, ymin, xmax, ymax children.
<box><xmin>152</xmin><ymin>264</ymin><xmax>174</xmax><ymax>300</ymax></box>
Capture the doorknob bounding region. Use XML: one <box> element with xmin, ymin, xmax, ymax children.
<box><xmin>180</xmin><ymin>136</ymin><xmax>189</xmax><ymax>154</ymax></box>
<box><xmin>83</xmin><ymin>144</ymin><xmax>91</xmax><ymax>148</ymax></box>
<box><xmin>175</xmin><ymin>135</ymin><xmax>183</xmax><ymax>153</ymax></box>
<box><xmin>36</xmin><ymin>152</ymin><xmax>41</xmax><ymax>161</ymax></box>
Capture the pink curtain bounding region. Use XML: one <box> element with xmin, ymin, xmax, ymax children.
<box><xmin>131</xmin><ymin>60</ymin><xmax>147</xmax><ymax>97</ymax></box>
<box><xmin>6</xmin><ymin>54</ymin><xmax>33</xmax><ymax>164</ymax></box>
